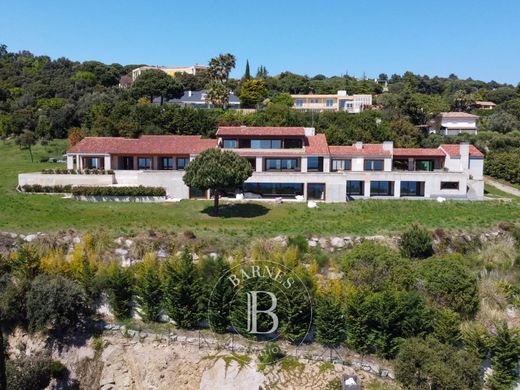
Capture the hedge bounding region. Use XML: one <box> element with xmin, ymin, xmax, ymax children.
<box><xmin>71</xmin><ymin>186</ymin><xmax>166</xmax><ymax>197</ymax></box>
<box><xmin>21</xmin><ymin>184</ymin><xmax>72</xmax><ymax>193</ymax></box>
<box><xmin>484</xmin><ymin>151</ymin><xmax>520</xmax><ymax>184</ymax></box>
<box><xmin>41</xmin><ymin>169</ymin><xmax>114</xmax><ymax>175</ymax></box>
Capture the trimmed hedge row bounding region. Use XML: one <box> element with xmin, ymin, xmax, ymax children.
<box><xmin>42</xmin><ymin>169</ymin><xmax>114</xmax><ymax>175</ymax></box>
<box><xmin>21</xmin><ymin>184</ymin><xmax>72</xmax><ymax>193</ymax></box>
<box><xmin>71</xmin><ymin>186</ymin><xmax>166</xmax><ymax>197</ymax></box>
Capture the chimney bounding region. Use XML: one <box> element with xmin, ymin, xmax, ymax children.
<box><xmin>337</xmin><ymin>90</ymin><xmax>347</xmax><ymax>96</ymax></box>
<box><xmin>188</xmin><ymin>90</ymin><xmax>192</xmax><ymax>97</ymax></box>
<box><xmin>304</xmin><ymin>127</ymin><xmax>315</xmax><ymax>136</ymax></box>
<box><xmin>460</xmin><ymin>142</ymin><xmax>470</xmax><ymax>170</ymax></box>
<box><xmin>383</xmin><ymin>141</ymin><xmax>393</xmax><ymax>152</ymax></box>
<box><xmin>354</xmin><ymin>142</ymin><xmax>363</xmax><ymax>150</ymax></box>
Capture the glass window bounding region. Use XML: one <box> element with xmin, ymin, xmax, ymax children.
<box><xmin>440</xmin><ymin>181</ymin><xmax>459</xmax><ymax>190</ymax></box>
<box><xmin>370</xmin><ymin>181</ymin><xmax>394</xmax><ymax>196</ymax></box>
<box><xmin>284</xmin><ymin>138</ymin><xmax>303</xmax><ymax>149</ymax></box>
<box><xmin>325</xmin><ymin>99</ymin><xmax>334</xmax><ymax>107</ymax></box>
<box><xmin>331</xmin><ymin>159</ymin><xmax>351</xmax><ymax>171</ymax></box>
<box><xmin>347</xmin><ymin>181</ymin><xmax>364</xmax><ymax>196</ymax></box>
<box><xmin>241</xmin><ymin>183</ymin><xmax>304</xmax><ymax>198</ymax></box>
<box><xmin>307</xmin><ymin>157</ymin><xmax>323</xmax><ymax>171</ymax></box>
<box><xmin>223</xmin><ymin>139</ymin><xmax>238</xmax><ymax>148</ymax></box>
<box><xmin>416</xmin><ymin>160</ymin><xmax>433</xmax><ymax>171</ymax></box>
<box><xmin>364</xmin><ymin>159</ymin><xmax>384</xmax><ymax>171</ymax></box>
<box><xmin>401</xmin><ymin>181</ymin><xmax>425</xmax><ymax>197</ymax></box>
<box><xmin>120</xmin><ymin>156</ymin><xmax>133</xmax><ymax>170</ymax></box>
<box><xmin>308</xmin><ymin>183</ymin><xmax>325</xmax><ymax>200</ymax></box>
<box><xmin>295</xmin><ymin>99</ymin><xmax>304</xmax><ymax>107</ymax></box>
<box><xmin>392</xmin><ymin>159</ymin><xmax>408</xmax><ymax>171</ymax></box>
<box><xmin>271</xmin><ymin>139</ymin><xmax>282</xmax><ymax>149</ymax></box>
<box><xmin>251</xmin><ymin>139</ymin><xmax>283</xmax><ymax>149</ymax></box>
<box><xmin>176</xmin><ymin>158</ymin><xmax>189</xmax><ymax>170</ymax></box>
<box><xmin>138</xmin><ymin>157</ymin><xmax>152</xmax><ymax>170</ymax></box>
<box><xmin>190</xmin><ymin>187</ymin><xmax>206</xmax><ymax>199</ymax></box>
<box><xmin>161</xmin><ymin>157</ymin><xmax>173</xmax><ymax>170</ymax></box>
<box><xmin>265</xmin><ymin>159</ymin><xmax>298</xmax><ymax>171</ymax></box>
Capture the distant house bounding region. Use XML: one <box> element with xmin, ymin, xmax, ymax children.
<box><xmin>475</xmin><ymin>101</ymin><xmax>496</xmax><ymax>110</ymax></box>
<box><xmin>153</xmin><ymin>90</ymin><xmax>240</xmax><ymax>109</ymax></box>
<box><xmin>429</xmin><ymin>112</ymin><xmax>478</xmax><ymax>135</ymax></box>
<box><xmin>118</xmin><ymin>75</ymin><xmax>132</xmax><ymax>89</ymax></box>
<box><xmin>291</xmin><ymin>90</ymin><xmax>372</xmax><ymax>113</ymax></box>
<box><xmin>131</xmin><ymin>65</ymin><xmax>207</xmax><ymax>81</ymax></box>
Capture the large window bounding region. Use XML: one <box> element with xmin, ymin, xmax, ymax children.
<box><xmin>331</xmin><ymin>159</ymin><xmax>351</xmax><ymax>171</ymax></box>
<box><xmin>160</xmin><ymin>157</ymin><xmax>173</xmax><ymax>170</ymax></box>
<box><xmin>307</xmin><ymin>157</ymin><xmax>323</xmax><ymax>172</ymax></box>
<box><xmin>284</xmin><ymin>138</ymin><xmax>303</xmax><ymax>149</ymax></box>
<box><xmin>83</xmin><ymin>157</ymin><xmax>103</xmax><ymax>169</ymax></box>
<box><xmin>392</xmin><ymin>159</ymin><xmax>409</xmax><ymax>171</ymax></box>
<box><xmin>189</xmin><ymin>187</ymin><xmax>207</xmax><ymax>199</ymax></box>
<box><xmin>251</xmin><ymin>139</ymin><xmax>282</xmax><ymax>149</ymax></box>
<box><xmin>119</xmin><ymin>156</ymin><xmax>133</xmax><ymax>170</ymax></box>
<box><xmin>295</xmin><ymin>99</ymin><xmax>303</xmax><ymax>107</ymax></box>
<box><xmin>400</xmin><ymin>181</ymin><xmax>425</xmax><ymax>197</ymax></box>
<box><xmin>364</xmin><ymin>159</ymin><xmax>384</xmax><ymax>171</ymax></box>
<box><xmin>138</xmin><ymin>157</ymin><xmax>152</xmax><ymax>170</ymax></box>
<box><xmin>265</xmin><ymin>158</ymin><xmax>299</xmax><ymax>171</ymax></box>
<box><xmin>347</xmin><ymin>181</ymin><xmax>364</xmax><ymax>196</ymax></box>
<box><xmin>325</xmin><ymin>99</ymin><xmax>334</xmax><ymax>107</ymax></box>
<box><xmin>176</xmin><ymin>157</ymin><xmax>189</xmax><ymax>170</ymax></box>
<box><xmin>441</xmin><ymin>181</ymin><xmax>459</xmax><ymax>190</ymax></box>
<box><xmin>370</xmin><ymin>181</ymin><xmax>394</xmax><ymax>196</ymax></box>
<box><xmin>415</xmin><ymin>160</ymin><xmax>434</xmax><ymax>171</ymax></box>
<box><xmin>242</xmin><ymin>183</ymin><xmax>304</xmax><ymax>198</ymax></box>
<box><xmin>307</xmin><ymin>183</ymin><xmax>325</xmax><ymax>200</ymax></box>
<box><xmin>223</xmin><ymin>139</ymin><xmax>238</xmax><ymax>148</ymax></box>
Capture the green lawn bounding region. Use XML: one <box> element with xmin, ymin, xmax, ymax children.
<box><xmin>1</xmin><ymin>139</ymin><xmax>520</xmax><ymax>239</ymax></box>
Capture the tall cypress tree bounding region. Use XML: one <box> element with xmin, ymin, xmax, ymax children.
<box><xmin>279</xmin><ymin>286</ymin><xmax>312</xmax><ymax>343</ymax></box>
<box><xmin>163</xmin><ymin>249</ymin><xmax>201</xmax><ymax>329</ymax></box>
<box><xmin>488</xmin><ymin>322</ymin><xmax>520</xmax><ymax>389</ymax></box>
<box><xmin>134</xmin><ymin>256</ymin><xmax>163</xmax><ymax>322</ymax></box>
<box><xmin>315</xmin><ymin>294</ymin><xmax>347</xmax><ymax>348</ymax></box>
<box><xmin>106</xmin><ymin>262</ymin><xmax>133</xmax><ymax>320</ymax></box>
<box><xmin>244</xmin><ymin>60</ymin><xmax>251</xmax><ymax>80</ymax></box>
<box><xmin>206</xmin><ymin>257</ymin><xmax>234</xmax><ymax>333</ymax></box>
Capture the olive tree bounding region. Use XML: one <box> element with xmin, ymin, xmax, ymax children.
<box><xmin>183</xmin><ymin>148</ymin><xmax>253</xmax><ymax>215</ymax></box>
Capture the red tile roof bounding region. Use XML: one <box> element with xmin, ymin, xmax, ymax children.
<box><xmin>393</xmin><ymin>148</ymin><xmax>446</xmax><ymax>157</ymax></box>
<box><xmin>440</xmin><ymin>144</ymin><xmax>484</xmax><ymax>158</ymax></box>
<box><xmin>232</xmin><ymin>134</ymin><xmax>329</xmax><ymax>156</ymax></box>
<box><xmin>329</xmin><ymin>144</ymin><xmax>391</xmax><ymax>157</ymax></box>
<box><xmin>68</xmin><ymin>136</ymin><xmax>217</xmax><ymax>155</ymax></box>
<box><xmin>217</xmin><ymin>126</ymin><xmax>306</xmax><ymax>137</ymax></box>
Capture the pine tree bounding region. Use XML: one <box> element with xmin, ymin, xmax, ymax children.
<box><xmin>315</xmin><ymin>294</ymin><xmax>347</xmax><ymax>348</ymax></box>
<box><xmin>134</xmin><ymin>255</ymin><xmax>163</xmax><ymax>322</ymax></box>
<box><xmin>488</xmin><ymin>322</ymin><xmax>520</xmax><ymax>390</ymax></box>
<box><xmin>244</xmin><ymin>60</ymin><xmax>251</xmax><ymax>80</ymax></box>
<box><xmin>106</xmin><ymin>262</ymin><xmax>133</xmax><ymax>320</ymax></box>
<box><xmin>279</xmin><ymin>285</ymin><xmax>312</xmax><ymax>343</ymax></box>
<box><xmin>162</xmin><ymin>250</ymin><xmax>201</xmax><ymax>329</ymax></box>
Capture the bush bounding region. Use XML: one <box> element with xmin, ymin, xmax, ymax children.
<box><xmin>6</xmin><ymin>355</ymin><xmax>52</xmax><ymax>390</ymax></box>
<box><xmin>484</xmin><ymin>151</ymin><xmax>520</xmax><ymax>184</ymax></box>
<box><xmin>49</xmin><ymin>360</ymin><xmax>67</xmax><ymax>379</ymax></box>
<box><xmin>41</xmin><ymin>168</ymin><xmax>114</xmax><ymax>175</ymax></box>
<box><xmin>399</xmin><ymin>225</ymin><xmax>433</xmax><ymax>259</ymax></box>
<box><xmin>258</xmin><ymin>343</ymin><xmax>285</xmax><ymax>366</ymax></box>
<box><xmin>21</xmin><ymin>184</ymin><xmax>72</xmax><ymax>193</ymax></box>
<box><xmin>26</xmin><ymin>274</ymin><xmax>89</xmax><ymax>333</ymax></box>
<box><xmin>71</xmin><ymin>185</ymin><xmax>166</xmax><ymax>197</ymax></box>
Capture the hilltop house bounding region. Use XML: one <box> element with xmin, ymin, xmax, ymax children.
<box><xmin>19</xmin><ymin>127</ymin><xmax>484</xmax><ymax>201</ymax></box>
<box><xmin>429</xmin><ymin>112</ymin><xmax>478</xmax><ymax>135</ymax></box>
<box><xmin>291</xmin><ymin>91</ymin><xmax>372</xmax><ymax>113</ymax></box>
<box><xmin>131</xmin><ymin>65</ymin><xmax>208</xmax><ymax>81</ymax></box>
<box><xmin>153</xmin><ymin>90</ymin><xmax>240</xmax><ymax>109</ymax></box>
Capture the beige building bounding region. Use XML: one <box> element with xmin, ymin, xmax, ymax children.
<box><xmin>291</xmin><ymin>90</ymin><xmax>372</xmax><ymax>113</ymax></box>
<box><xmin>131</xmin><ymin>64</ymin><xmax>208</xmax><ymax>81</ymax></box>
<box><xmin>429</xmin><ymin>112</ymin><xmax>478</xmax><ymax>135</ymax></box>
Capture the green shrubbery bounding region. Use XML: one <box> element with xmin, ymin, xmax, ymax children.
<box><xmin>484</xmin><ymin>151</ymin><xmax>520</xmax><ymax>184</ymax></box>
<box><xmin>399</xmin><ymin>225</ymin><xmax>433</xmax><ymax>259</ymax></box>
<box><xmin>21</xmin><ymin>184</ymin><xmax>72</xmax><ymax>193</ymax></box>
<box><xmin>41</xmin><ymin>168</ymin><xmax>114</xmax><ymax>175</ymax></box>
<box><xmin>71</xmin><ymin>186</ymin><xmax>166</xmax><ymax>197</ymax></box>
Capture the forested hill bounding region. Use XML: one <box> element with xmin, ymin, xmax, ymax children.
<box><xmin>0</xmin><ymin>43</ymin><xmax>520</xmax><ymax>162</ymax></box>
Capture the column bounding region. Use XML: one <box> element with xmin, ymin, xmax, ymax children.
<box><xmin>255</xmin><ymin>157</ymin><xmax>263</xmax><ymax>172</ymax></box>
<box><xmin>78</xmin><ymin>154</ymin><xmax>83</xmax><ymax>170</ymax></box>
<box><xmin>300</xmin><ymin>157</ymin><xmax>308</xmax><ymax>173</ymax></box>
<box><xmin>323</xmin><ymin>157</ymin><xmax>331</xmax><ymax>173</ymax></box>
<box><xmin>104</xmin><ymin>155</ymin><xmax>111</xmax><ymax>170</ymax></box>
<box><xmin>363</xmin><ymin>181</ymin><xmax>371</xmax><ymax>197</ymax></box>
<box><xmin>67</xmin><ymin>155</ymin><xmax>74</xmax><ymax>170</ymax></box>
<box><xmin>394</xmin><ymin>180</ymin><xmax>401</xmax><ymax>198</ymax></box>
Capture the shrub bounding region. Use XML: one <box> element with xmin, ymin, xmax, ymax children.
<box><xmin>21</xmin><ymin>184</ymin><xmax>72</xmax><ymax>193</ymax></box>
<box><xmin>71</xmin><ymin>185</ymin><xmax>166</xmax><ymax>197</ymax></box>
<box><xmin>26</xmin><ymin>274</ymin><xmax>89</xmax><ymax>333</ymax></box>
<box><xmin>287</xmin><ymin>234</ymin><xmax>308</xmax><ymax>255</ymax></box>
<box><xmin>49</xmin><ymin>360</ymin><xmax>67</xmax><ymax>379</ymax></box>
<box><xmin>105</xmin><ymin>262</ymin><xmax>134</xmax><ymax>320</ymax></box>
<box><xmin>41</xmin><ymin>168</ymin><xmax>113</xmax><ymax>175</ymax></box>
<box><xmin>399</xmin><ymin>225</ymin><xmax>433</xmax><ymax>259</ymax></box>
<box><xmin>6</xmin><ymin>355</ymin><xmax>52</xmax><ymax>390</ymax></box>
<box><xmin>258</xmin><ymin>343</ymin><xmax>285</xmax><ymax>366</ymax></box>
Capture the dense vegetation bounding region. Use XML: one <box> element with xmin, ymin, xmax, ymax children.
<box><xmin>1</xmin><ymin>225</ymin><xmax>519</xmax><ymax>388</ymax></box>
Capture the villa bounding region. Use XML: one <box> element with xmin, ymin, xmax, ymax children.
<box><xmin>429</xmin><ymin>112</ymin><xmax>479</xmax><ymax>135</ymax></box>
<box><xmin>18</xmin><ymin>127</ymin><xmax>485</xmax><ymax>202</ymax></box>
<box><xmin>291</xmin><ymin>91</ymin><xmax>372</xmax><ymax>113</ymax></box>
<box><xmin>131</xmin><ymin>64</ymin><xmax>208</xmax><ymax>81</ymax></box>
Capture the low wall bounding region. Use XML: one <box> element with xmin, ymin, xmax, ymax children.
<box><xmin>19</xmin><ymin>173</ymin><xmax>114</xmax><ymax>186</ymax></box>
<box><xmin>74</xmin><ymin>195</ymin><xmax>166</xmax><ymax>202</ymax></box>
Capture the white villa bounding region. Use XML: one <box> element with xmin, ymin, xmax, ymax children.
<box><xmin>19</xmin><ymin>127</ymin><xmax>485</xmax><ymax>202</ymax></box>
<box><xmin>429</xmin><ymin>112</ymin><xmax>479</xmax><ymax>135</ymax></box>
<box><xmin>291</xmin><ymin>91</ymin><xmax>372</xmax><ymax>113</ymax></box>
<box><xmin>131</xmin><ymin>64</ymin><xmax>207</xmax><ymax>81</ymax></box>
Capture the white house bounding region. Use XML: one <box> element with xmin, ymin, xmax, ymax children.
<box><xmin>291</xmin><ymin>91</ymin><xmax>372</xmax><ymax>113</ymax></box>
<box><xmin>430</xmin><ymin>112</ymin><xmax>478</xmax><ymax>135</ymax></box>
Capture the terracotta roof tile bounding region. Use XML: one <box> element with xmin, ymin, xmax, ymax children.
<box><xmin>440</xmin><ymin>144</ymin><xmax>484</xmax><ymax>158</ymax></box>
<box><xmin>217</xmin><ymin>126</ymin><xmax>306</xmax><ymax>137</ymax></box>
<box><xmin>393</xmin><ymin>148</ymin><xmax>446</xmax><ymax>157</ymax></box>
<box><xmin>439</xmin><ymin>112</ymin><xmax>478</xmax><ymax>119</ymax></box>
<box><xmin>329</xmin><ymin>144</ymin><xmax>391</xmax><ymax>157</ymax></box>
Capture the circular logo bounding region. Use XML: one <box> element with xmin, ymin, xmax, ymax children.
<box><xmin>207</xmin><ymin>261</ymin><xmax>313</xmax><ymax>364</ymax></box>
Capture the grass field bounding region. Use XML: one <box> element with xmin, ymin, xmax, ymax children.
<box><xmin>1</xmin><ymin>139</ymin><xmax>519</xmax><ymax>239</ymax></box>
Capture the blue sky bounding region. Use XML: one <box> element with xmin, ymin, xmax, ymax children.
<box><xmin>1</xmin><ymin>0</ymin><xmax>519</xmax><ymax>84</ymax></box>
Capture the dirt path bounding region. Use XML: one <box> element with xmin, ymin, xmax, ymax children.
<box><xmin>485</xmin><ymin>176</ymin><xmax>520</xmax><ymax>197</ymax></box>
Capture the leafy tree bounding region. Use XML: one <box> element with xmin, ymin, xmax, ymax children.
<box><xmin>484</xmin><ymin>151</ymin><xmax>520</xmax><ymax>184</ymax></box>
<box><xmin>162</xmin><ymin>250</ymin><xmax>201</xmax><ymax>328</ymax></box>
<box><xmin>26</xmin><ymin>274</ymin><xmax>89</xmax><ymax>333</ymax></box>
<box><xmin>486</xmin><ymin>111</ymin><xmax>520</xmax><ymax>133</ymax></box>
<box><xmin>205</xmin><ymin>81</ymin><xmax>230</xmax><ymax>108</ymax></box>
<box><xmin>488</xmin><ymin>322</ymin><xmax>520</xmax><ymax>390</ymax></box>
<box><xmin>131</xmin><ymin>69</ymin><xmax>183</xmax><ymax>104</ymax></box>
<box><xmin>240</xmin><ymin>79</ymin><xmax>268</xmax><ymax>108</ymax></box>
<box><xmin>395</xmin><ymin>337</ymin><xmax>482</xmax><ymax>390</ymax></box>
<box><xmin>0</xmin><ymin>274</ymin><xmax>29</xmax><ymax>324</ymax></box>
<box><xmin>68</xmin><ymin>127</ymin><xmax>86</xmax><ymax>147</ymax></box>
<box><xmin>105</xmin><ymin>262</ymin><xmax>134</xmax><ymax>320</ymax></box>
<box><xmin>416</xmin><ymin>256</ymin><xmax>479</xmax><ymax>319</ymax></box>
<box><xmin>183</xmin><ymin>148</ymin><xmax>253</xmax><ymax>215</ymax></box>
<box><xmin>314</xmin><ymin>294</ymin><xmax>346</xmax><ymax>348</ymax></box>
<box><xmin>15</xmin><ymin>130</ymin><xmax>36</xmax><ymax>162</ymax></box>
<box><xmin>269</xmin><ymin>92</ymin><xmax>293</xmax><ymax>108</ymax></box>
<box><xmin>399</xmin><ymin>224</ymin><xmax>433</xmax><ymax>259</ymax></box>
<box><xmin>134</xmin><ymin>255</ymin><xmax>163</xmax><ymax>322</ymax></box>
